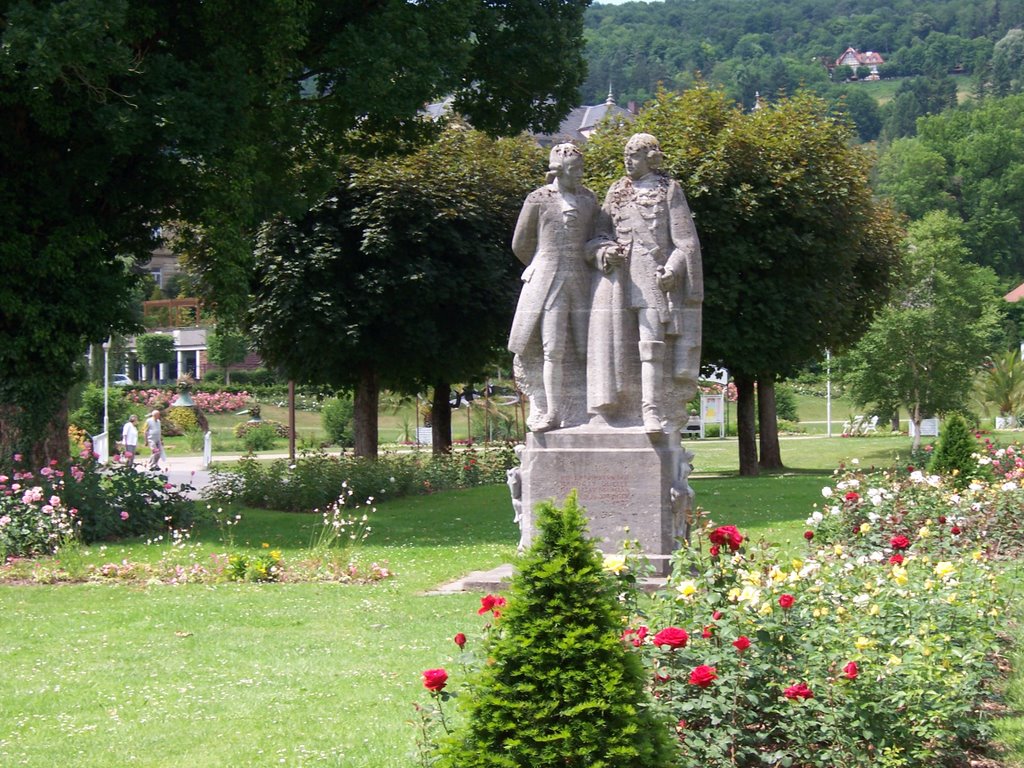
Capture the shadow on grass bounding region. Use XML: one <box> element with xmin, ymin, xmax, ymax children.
<box><xmin>693</xmin><ymin>473</ymin><xmax>829</xmax><ymax>550</ymax></box>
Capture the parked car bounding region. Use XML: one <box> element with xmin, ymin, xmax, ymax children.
<box><xmin>112</xmin><ymin>374</ymin><xmax>133</xmax><ymax>386</ymax></box>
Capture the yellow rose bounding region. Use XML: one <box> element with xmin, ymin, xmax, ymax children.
<box><xmin>602</xmin><ymin>554</ymin><xmax>627</xmax><ymax>575</ymax></box>
<box><xmin>934</xmin><ymin>561</ymin><xmax>955</xmax><ymax>579</ymax></box>
<box><xmin>859</xmin><ymin>522</ymin><xmax>871</xmax><ymax>534</ymax></box>
<box><xmin>891</xmin><ymin>565</ymin><xmax>908</xmax><ymax>585</ymax></box>
<box><xmin>676</xmin><ymin>579</ymin><xmax>698</xmax><ymax>600</ymax></box>
<box><xmin>855</xmin><ymin>636</ymin><xmax>874</xmax><ymax>651</ymax></box>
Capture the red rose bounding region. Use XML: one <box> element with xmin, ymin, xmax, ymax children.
<box><xmin>778</xmin><ymin>593</ymin><xmax>795</xmax><ymax>610</ymax></box>
<box><xmin>803</xmin><ymin>530</ymin><xmax>814</xmax><ymax>541</ymax></box>
<box><xmin>689</xmin><ymin>665</ymin><xmax>718</xmax><ymax>688</ymax></box>
<box><xmin>422</xmin><ymin>668</ymin><xmax>448</xmax><ymax>692</ymax></box>
<box><xmin>733</xmin><ymin>636</ymin><xmax>751</xmax><ymax>653</ymax></box>
<box><xmin>709</xmin><ymin>545</ymin><xmax>720</xmax><ymax>557</ymax></box>
<box><xmin>783</xmin><ymin>681</ymin><xmax>814</xmax><ymax>700</ymax></box>
<box><xmin>844</xmin><ymin>491</ymin><xmax>860</xmax><ymax>503</ymax></box>
<box><xmin>889</xmin><ymin>553</ymin><xmax>904</xmax><ymax>565</ymax></box>
<box><xmin>890</xmin><ymin>534</ymin><xmax>910</xmax><ymax>551</ymax></box>
<box><xmin>478</xmin><ymin>594</ymin><xmax>506</xmax><ymax>615</ymax></box>
<box><xmin>709</xmin><ymin>525</ymin><xmax>744</xmax><ymax>551</ymax></box>
<box><xmin>843</xmin><ymin>661</ymin><xmax>859</xmax><ymax>680</ymax></box>
<box><xmin>454</xmin><ymin>633</ymin><xmax>467</xmax><ymax>649</ymax></box>
<box><xmin>712</xmin><ymin>610</ymin><xmax>723</xmax><ymax>621</ymax></box>
<box><xmin>621</xmin><ymin>625</ymin><xmax>649</xmax><ymax>647</ymax></box>
<box><xmin>702</xmin><ymin>625</ymin><xmax>713</xmax><ymax>639</ymax></box>
<box><xmin>938</xmin><ymin>515</ymin><xmax>947</xmax><ymax>525</ymax></box>
<box><xmin>951</xmin><ymin>525</ymin><xmax>961</xmax><ymax>535</ymax></box>
<box><xmin>653</xmin><ymin>627</ymin><xmax>689</xmax><ymax>649</ymax></box>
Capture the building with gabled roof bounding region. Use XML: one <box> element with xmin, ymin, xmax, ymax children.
<box><xmin>836</xmin><ymin>47</ymin><xmax>885</xmax><ymax>79</ymax></box>
<box><xmin>531</xmin><ymin>89</ymin><xmax>637</xmax><ymax>147</ymax></box>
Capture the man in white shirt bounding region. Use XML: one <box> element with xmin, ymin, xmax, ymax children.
<box><xmin>121</xmin><ymin>414</ymin><xmax>139</xmax><ymax>466</ymax></box>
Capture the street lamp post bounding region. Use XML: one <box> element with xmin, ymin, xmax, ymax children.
<box><xmin>101</xmin><ymin>342</ymin><xmax>110</xmax><ymax>442</ymax></box>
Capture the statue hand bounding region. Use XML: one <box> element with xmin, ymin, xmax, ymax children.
<box><xmin>603</xmin><ymin>244</ymin><xmax>626</xmax><ymax>270</ymax></box>
<box><xmin>657</xmin><ymin>267</ymin><xmax>677</xmax><ymax>291</ymax></box>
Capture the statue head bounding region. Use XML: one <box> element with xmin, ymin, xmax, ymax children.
<box><xmin>545</xmin><ymin>143</ymin><xmax>583</xmax><ymax>185</ymax></box>
<box><xmin>624</xmin><ymin>133</ymin><xmax>664</xmax><ymax>179</ymax></box>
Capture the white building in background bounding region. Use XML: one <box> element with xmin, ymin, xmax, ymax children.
<box><xmin>835</xmin><ymin>47</ymin><xmax>885</xmax><ymax>79</ymax></box>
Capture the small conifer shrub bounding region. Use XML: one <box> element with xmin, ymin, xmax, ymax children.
<box><xmin>434</xmin><ymin>491</ymin><xmax>675</xmax><ymax>768</ymax></box>
<box><xmin>928</xmin><ymin>412</ymin><xmax>984</xmax><ymax>488</ymax></box>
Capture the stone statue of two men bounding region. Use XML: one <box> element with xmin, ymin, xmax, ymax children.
<box><xmin>509</xmin><ymin>134</ymin><xmax>703</xmax><ymax>435</ymax></box>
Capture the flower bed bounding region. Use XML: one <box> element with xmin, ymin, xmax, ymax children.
<box><xmin>125</xmin><ymin>387</ymin><xmax>250</xmax><ymax>413</ymax></box>
<box><xmin>205</xmin><ymin>445</ymin><xmax>518</xmax><ymax>512</ymax></box>
<box><xmin>0</xmin><ymin>455</ymin><xmax>197</xmax><ymax>559</ymax></box>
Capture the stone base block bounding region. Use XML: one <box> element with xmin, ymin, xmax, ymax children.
<box><xmin>519</xmin><ymin>425</ymin><xmax>686</xmax><ymax>569</ymax></box>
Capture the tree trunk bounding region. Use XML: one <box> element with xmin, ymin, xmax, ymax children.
<box><xmin>432</xmin><ymin>382</ymin><xmax>453</xmax><ymax>454</ymax></box>
<box><xmin>757</xmin><ymin>378</ymin><xmax>784</xmax><ymax>470</ymax></box>
<box><xmin>734</xmin><ymin>372</ymin><xmax>759</xmax><ymax>476</ymax></box>
<box><xmin>0</xmin><ymin>398</ymin><xmax>71</xmax><ymax>471</ymax></box>
<box><xmin>352</xmin><ymin>364</ymin><xmax>379</xmax><ymax>459</ymax></box>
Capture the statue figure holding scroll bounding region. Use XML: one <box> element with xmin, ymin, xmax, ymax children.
<box><xmin>508</xmin><ymin>144</ymin><xmax>598</xmax><ymax>432</ymax></box>
<box><xmin>587</xmin><ymin>133</ymin><xmax>703</xmax><ymax>433</ymax></box>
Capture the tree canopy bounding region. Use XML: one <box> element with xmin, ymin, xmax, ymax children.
<box><xmin>0</xmin><ymin>0</ymin><xmax>590</xmax><ymax>463</ymax></box>
<box><xmin>250</xmin><ymin>127</ymin><xmax>544</xmax><ymax>456</ymax></box>
<box><xmin>842</xmin><ymin>211</ymin><xmax>1004</xmax><ymax>449</ymax></box>
<box><xmin>875</xmin><ymin>93</ymin><xmax>1024</xmax><ymax>279</ymax></box>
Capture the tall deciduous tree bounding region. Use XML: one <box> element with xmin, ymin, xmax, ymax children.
<box><xmin>0</xmin><ymin>0</ymin><xmax>590</xmax><ymax>467</ymax></box>
<box><xmin>205</xmin><ymin>327</ymin><xmax>249</xmax><ymax>385</ymax></box>
<box><xmin>842</xmin><ymin>211</ymin><xmax>1004</xmax><ymax>451</ymax></box>
<box><xmin>875</xmin><ymin>93</ymin><xmax>1024</xmax><ymax>279</ymax></box>
<box><xmin>250</xmin><ymin>128</ymin><xmax>544</xmax><ymax>457</ymax></box>
<box><xmin>585</xmin><ymin>87</ymin><xmax>902</xmax><ymax>475</ymax></box>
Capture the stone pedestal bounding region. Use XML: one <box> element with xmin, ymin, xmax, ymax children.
<box><xmin>518</xmin><ymin>425</ymin><xmax>689</xmax><ymax>568</ymax></box>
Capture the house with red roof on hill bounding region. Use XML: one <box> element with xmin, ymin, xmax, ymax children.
<box><xmin>836</xmin><ymin>47</ymin><xmax>885</xmax><ymax>80</ymax></box>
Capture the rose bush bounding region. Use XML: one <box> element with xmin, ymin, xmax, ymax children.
<box><xmin>629</xmin><ymin>501</ymin><xmax>1007</xmax><ymax>767</ymax></box>
<box><xmin>0</xmin><ymin>454</ymin><xmax>197</xmax><ymax>558</ymax></box>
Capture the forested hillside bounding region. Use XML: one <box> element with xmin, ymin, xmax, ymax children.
<box><xmin>584</xmin><ymin>0</ymin><xmax>1024</xmax><ymax>110</ymax></box>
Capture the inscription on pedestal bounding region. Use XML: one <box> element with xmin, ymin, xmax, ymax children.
<box><xmin>519</xmin><ymin>428</ymin><xmax>683</xmax><ymax>561</ymax></box>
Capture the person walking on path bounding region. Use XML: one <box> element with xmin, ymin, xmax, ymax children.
<box><xmin>143</xmin><ymin>409</ymin><xmax>164</xmax><ymax>471</ymax></box>
<box><xmin>121</xmin><ymin>414</ymin><xmax>139</xmax><ymax>467</ymax></box>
